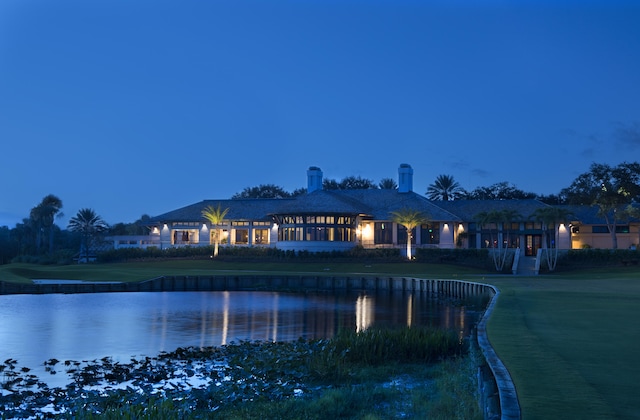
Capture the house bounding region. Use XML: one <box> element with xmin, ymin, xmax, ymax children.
<box><xmin>106</xmin><ymin>164</ymin><xmax>639</xmax><ymax>255</ymax></box>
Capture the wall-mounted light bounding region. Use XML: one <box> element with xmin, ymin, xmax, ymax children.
<box><xmin>162</xmin><ymin>224</ymin><xmax>169</xmax><ymax>231</ymax></box>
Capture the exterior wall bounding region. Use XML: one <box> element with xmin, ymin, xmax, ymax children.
<box><xmin>571</xmin><ymin>224</ymin><xmax>640</xmax><ymax>249</ymax></box>
<box><xmin>439</xmin><ymin>222</ymin><xmax>455</xmax><ymax>249</ymax></box>
<box><xmin>106</xmin><ymin>235</ymin><xmax>161</xmax><ymax>250</ymax></box>
<box><xmin>276</xmin><ymin>240</ymin><xmax>355</xmax><ymax>252</ymax></box>
<box><xmin>557</xmin><ymin>224</ymin><xmax>572</xmax><ymax>249</ymax></box>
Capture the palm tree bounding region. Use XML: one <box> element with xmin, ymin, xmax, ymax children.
<box><xmin>426</xmin><ymin>175</ymin><xmax>464</xmax><ymax>201</ymax></box>
<box><xmin>67</xmin><ymin>208</ymin><xmax>108</xmax><ymax>262</ymax></box>
<box><xmin>201</xmin><ymin>204</ymin><xmax>230</xmax><ymax>258</ymax></box>
<box><xmin>390</xmin><ymin>208</ymin><xmax>428</xmax><ymax>260</ymax></box>
<box><xmin>30</xmin><ymin>195</ymin><xmax>63</xmax><ymax>254</ymax></box>
<box><xmin>378</xmin><ymin>178</ymin><xmax>398</xmax><ymax>190</ymax></box>
<box><xmin>530</xmin><ymin>207</ymin><xmax>573</xmax><ymax>271</ymax></box>
<box><xmin>475</xmin><ymin>209</ymin><xmax>521</xmax><ymax>272</ymax></box>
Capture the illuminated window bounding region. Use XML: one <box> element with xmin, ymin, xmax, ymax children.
<box><xmin>254</xmin><ymin>229</ymin><xmax>269</xmax><ymax>244</ymax></box>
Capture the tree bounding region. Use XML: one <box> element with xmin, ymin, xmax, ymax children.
<box><xmin>201</xmin><ymin>204</ymin><xmax>230</xmax><ymax>258</ymax></box>
<box><xmin>530</xmin><ymin>207</ymin><xmax>573</xmax><ymax>271</ymax></box>
<box><xmin>67</xmin><ymin>208</ymin><xmax>108</xmax><ymax>262</ymax></box>
<box><xmin>390</xmin><ymin>208</ymin><xmax>428</xmax><ymax>260</ymax></box>
<box><xmin>322</xmin><ymin>178</ymin><xmax>341</xmax><ymax>190</ymax></box>
<box><xmin>475</xmin><ymin>209</ymin><xmax>522</xmax><ymax>272</ymax></box>
<box><xmin>378</xmin><ymin>177</ymin><xmax>398</xmax><ymax>190</ymax></box>
<box><xmin>464</xmin><ymin>182</ymin><xmax>536</xmax><ymax>200</ymax></box>
<box><xmin>108</xmin><ymin>214</ymin><xmax>153</xmax><ymax>236</ymax></box>
<box><xmin>29</xmin><ymin>194</ymin><xmax>63</xmax><ymax>254</ymax></box>
<box><xmin>232</xmin><ymin>184</ymin><xmax>291</xmax><ymax>199</ymax></box>
<box><xmin>426</xmin><ymin>175</ymin><xmax>464</xmax><ymax>201</ymax></box>
<box><xmin>323</xmin><ymin>176</ymin><xmax>378</xmax><ymax>190</ymax></box>
<box><xmin>561</xmin><ymin>162</ymin><xmax>640</xmax><ymax>248</ymax></box>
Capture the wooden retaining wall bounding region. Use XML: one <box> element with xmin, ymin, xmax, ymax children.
<box><xmin>0</xmin><ymin>275</ymin><xmax>490</xmax><ymax>298</ymax></box>
<box><xmin>0</xmin><ymin>276</ymin><xmax>519</xmax><ymax>419</ymax></box>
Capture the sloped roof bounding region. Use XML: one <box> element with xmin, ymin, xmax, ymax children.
<box><xmin>436</xmin><ymin>199</ymin><xmax>551</xmax><ymax>221</ymax></box>
<box><xmin>559</xmin><ymin>204</ymin><xmax>640</xmax><ymax>225</ymax></box>
<box><xmin>150</xmin><ymin>199</ymin><xmax>291</xmax><ymax>223</ymax></box>
<box><xmin>148</xmin><ymin>195</ymin><xmax>638</xmax><ymax>226</ymax></box>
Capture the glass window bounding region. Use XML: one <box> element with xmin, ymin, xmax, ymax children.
<box><xmin>420</xmin><ymin>223</ymin><xmax>439</xmax><ymax>245</ymax></box>
<box><xmin>374</xmin><ymin>222</ymin><xmax>393</xmax><ymax>244</ymax></box>
<box><xmin>235</xmin><ymin>229</ymin><xmax>248</xmax><ymax>244</ymax></box>
<box><xmin>397</xmin><ymin>225</ymin><xmax>416</xmax><ymax>245</ymax></box>
<box><xmin>592</xmin><ymin>226</ymin><xmax>609</xmax><ymax>233</ymax></box>
<box><xmin>616</xmin><ymin>225</ymin><xmax>630</xmax><ymax>233</ymax></box>
<box><xmin>254</xmin><ymin>229</ymin><xmax>269</xmax><ymax>244</ymax></box>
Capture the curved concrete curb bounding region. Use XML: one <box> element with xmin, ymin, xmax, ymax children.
<box><xmin>476</xmin><ymin>284</ymin><xmax>521</xmax><ymax>419</ymax></box>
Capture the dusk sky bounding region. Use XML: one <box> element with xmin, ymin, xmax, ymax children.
<box><xmin>2</xmin><ymin>0</ymin><xmax>639</xmax><ymax>228</ymax></box>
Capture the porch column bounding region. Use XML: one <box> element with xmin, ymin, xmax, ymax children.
<box><xmin>440</xmin><ymin>222</ymin><xmax>455</xmax><ymax>249</ymax></box>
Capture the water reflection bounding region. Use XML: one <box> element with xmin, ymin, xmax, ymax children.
<box><xmin>0</xmin><ymin>290</ymin><xmax>487</xmax><ymax>379</ymax></box>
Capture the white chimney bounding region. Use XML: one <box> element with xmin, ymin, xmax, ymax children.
<box><xmin>307</xmin><ymin>166</ymin><xmax>323</xmax><ymax>193</ymax></box>
<box><xmin>398</xmin><ymin>164</ymin><xmax>413</xmax><ymax>193</ymax></box>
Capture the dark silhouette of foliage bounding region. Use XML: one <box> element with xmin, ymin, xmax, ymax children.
<box><xmin>426</xmin><ymin>175</ymin><xmax>465</xmax><ymax>201</ymax></box>
<box><xmin>463</xmin><ymin>182</ymin><xmax>536</xmax><ymax>200</ymax></box>
<box><xmin>232</xmin><ymin>184</ymin><xmax>292</xmax><ymax>199</ymax></box>
<box><xmin>323</xmin><ymin>176</ymin><xmax>377</xmax><ymax>190</ymax></box>
<box><xmin>378</xmin><ymin>177</ymin><xmax>398</xmax><ymax>189</ymax></box>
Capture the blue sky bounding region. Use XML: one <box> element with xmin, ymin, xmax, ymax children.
<box><xmin>1</xmin><ymin>0</ymin><xmax>639</xmax><ymax>228</ymax></box>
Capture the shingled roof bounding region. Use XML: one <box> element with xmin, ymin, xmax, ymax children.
<box><xmin>149</xmin><ymin>196</ymin><xmax>638</xmax><ymax>226</ymax></box>
<box><xmin>150</xmin><ymin>198</ymin><xmax>292</xmax><ymax>223</ymax></box>
<box><xmin>436</xmin><ymin>199</ymin><xmax>551</xmax><ymax>221</ymax></box>
<box><xmin>559</xmin><ymin>204</ymin><xmax>640</xmax><ymax>225</ymax></box>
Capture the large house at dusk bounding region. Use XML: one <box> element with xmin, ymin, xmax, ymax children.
<box><xmin>108</xmin><ymin>164</ymin><xmax>640</xmax><ymax>260</ymax></box>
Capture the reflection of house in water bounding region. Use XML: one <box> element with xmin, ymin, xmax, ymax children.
<box><xmin>150</xmin><ymin>291</ymin><xmax>483</xmax><ymax>348</ymax></box>
<box><xmin>356</xmin><ymin>294</ymin><xmax>374</xmax><ymax>332</ymax></box>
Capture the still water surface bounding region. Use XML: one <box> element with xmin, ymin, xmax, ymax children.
<box><xmin>0</xmin><ymin>291</ymin><xmax>486</xmax><ymax>379</ymax></box>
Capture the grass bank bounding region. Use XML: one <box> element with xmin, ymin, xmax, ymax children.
<box><xmin>486</xmin><ymin>268</ymin><xmax>640</xmax><ymax>420</ymax></box>
<box><xmin>0</xmin><ymin>261</ymin><xmax>485</xmax><ymax>284</ymax></box>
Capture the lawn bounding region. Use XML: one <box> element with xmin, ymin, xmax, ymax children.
<box><xmin>1</xmin><ymin>262</ymin><xmax>639</xmax><ymax>419</ymax></box>
<box><xmin>486</xmin><ymin>268</ymin><xmax>640</xmax><ymax>420</ymax></box>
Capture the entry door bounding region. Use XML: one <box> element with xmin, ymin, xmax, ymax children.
<box><xmin>525</xmin><ymin>235</ymin><xmax>541</xmax><ymax>256</ymax></box>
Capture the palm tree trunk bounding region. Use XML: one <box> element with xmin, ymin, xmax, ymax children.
<box><xmin>213</xmin><ymin>229</ymin><xmax>220</xmax><ymax>257</ymax></box>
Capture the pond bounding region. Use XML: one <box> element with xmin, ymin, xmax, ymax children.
<box><xmin>0</xmin><ymin>290</ymin><xmax>488</xmax><ymax>387</ymax></box>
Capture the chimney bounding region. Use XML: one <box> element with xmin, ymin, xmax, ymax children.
<box><xmin>307</xmin><ymin>166</ymin><xmax>323</xmax><ymax>193</ymax></box>
<box><xmin>398</xmin><ymin>164</ymin><xmax>413</xmax><ymax>193</ymax></box>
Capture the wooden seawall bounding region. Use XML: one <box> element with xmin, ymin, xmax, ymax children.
<box><xmin>1</xmin><ymin>275</ymin><xmax>490</xmax><ymax>298</ymax></box>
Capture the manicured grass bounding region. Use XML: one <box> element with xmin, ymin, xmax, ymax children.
<box><xmin>0</xmin><ymin>261</ymin><xmax>485</xmax><ymax>284</ymax></box>
<box><xmin>486</xmin><ymin>270</ymin><xmax>640</xmax><ymax>420</ymax></box>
